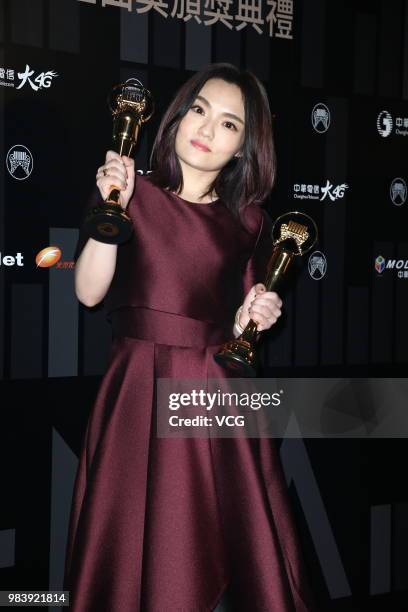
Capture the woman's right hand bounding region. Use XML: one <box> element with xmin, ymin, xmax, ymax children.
<box><xmin>96</xmin><ymin>150</ymin><xmax>135</xmax><ymax>210</ymax></box>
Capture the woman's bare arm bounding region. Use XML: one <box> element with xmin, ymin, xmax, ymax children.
<box><xmin>75</xmin><ymin>150</ymin><xmax>135</xmax><ymax>307</ymax></box>
<box><xmin>75</xmin><ymin>239</ymin><xmax>118</xmax><ymax>307</ymax></box>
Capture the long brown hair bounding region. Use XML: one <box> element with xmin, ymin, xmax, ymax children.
<box><xmin>148</xmin><ymin>63</ymin><xmax>276</xmax><ymax>224</ymax></box>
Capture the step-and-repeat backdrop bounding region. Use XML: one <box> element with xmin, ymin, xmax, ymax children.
<box><xmin>0</xmin><ymin>0</ymin><xmax>407</xmax><ymax>610</ymax></box>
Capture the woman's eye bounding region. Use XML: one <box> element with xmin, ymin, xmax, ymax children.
<box><xmin>190</xmin><ymin>106</ymin><xmax>237</xmax><ymax>131</ymax></box>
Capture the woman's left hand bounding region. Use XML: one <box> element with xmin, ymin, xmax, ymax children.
<box><xmin>239</xmin><ymin>283</ymin><xmax>283</xmax><ymax>332</ymax></box>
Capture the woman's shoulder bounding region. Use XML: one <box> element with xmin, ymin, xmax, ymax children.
<box><xmin>133</xmin><ymin>171</ymin><xmax>158</xmax><ymax>196</ymax></box>
<box><xmin>132</xmin><ymin>171</ymin><xmax>177</xmax><ymax>206</ymax></box>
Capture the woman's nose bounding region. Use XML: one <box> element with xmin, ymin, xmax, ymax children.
<box><xmin>198</xmin><ymin>119</ymin><xmax>214</xmax><ymax>139</ymax></box>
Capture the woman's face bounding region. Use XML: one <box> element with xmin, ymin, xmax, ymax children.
<box><xmin>175</xmin><ymin>78</ymin><xmax>246</xmax><ymax>174</ymax></box>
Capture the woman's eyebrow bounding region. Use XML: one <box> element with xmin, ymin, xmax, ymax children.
<box><xmin>195</xmin><ymin>94</ymin><xmax>245</xmax><ymax>125</ymax></box>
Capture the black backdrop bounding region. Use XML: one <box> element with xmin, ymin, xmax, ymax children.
<box><xmin>0</xmin><ymin>0</ymin><xmax>408</xmax><ymax>610</ymax></box>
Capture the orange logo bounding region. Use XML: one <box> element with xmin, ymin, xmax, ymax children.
<box><xmin>35</xmin><ymin>246</ymin><xmax>62</xmax><ymax>268</ymax></box>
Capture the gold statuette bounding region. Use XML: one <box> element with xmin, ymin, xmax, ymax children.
<box><xmin>214</xmin><ymin>212</ymin><xmax>318</xmax><ymax>377</ymax></box>
<box><xmin>84</xmin><ymin>78</ymin><xmax>154</xmax><ymax>244</ymax></box>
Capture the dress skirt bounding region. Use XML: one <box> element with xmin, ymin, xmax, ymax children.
<box><xmin>63</xmin><ymin>307</ymin><xmax>315</xmax><ymax>611</ymax></box>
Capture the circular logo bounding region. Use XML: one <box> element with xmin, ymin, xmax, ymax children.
<box><xmin>311</xmin><ymin>103</ymin><xmax>330</xmax><ymax>133</ymax></box>
<box><xmin>35</xmin><ymin>246</ymin><xmax>62</xmax><ymax>268</ymax></box>
<box><xmin>377</xmin><ymin>111</ymin><xmax>393</xmax><ymax>137</ymax></box>
<box><xmin>6</xmin><ymin>144</ymin><xmax>33</xmax><ymax>180</ymax></box>
<box><xmin>308</xmin><ymin>251</ymin><xmax>327</xmax><ymax>280</ymax></box>
<box><xmin>390</xmin><ymin>177</ymin><xmax>407</xmax><ymax>206</ymax></box>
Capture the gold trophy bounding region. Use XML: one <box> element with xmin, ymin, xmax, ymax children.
<box><xmin>214</xmin><ymin>212</ymin><xmax>318</xmax><ymax>377</ymax></box>
<box><xmin>84</xmin><ymin>78</ymin><xmax>154</xmax><ymax>244</ymax></box>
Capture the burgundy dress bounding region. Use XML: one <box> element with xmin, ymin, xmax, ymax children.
<box><xmin>63</xmin><ymin>175</ymin><xmax>315</xmax><ymax>611</ymax></box>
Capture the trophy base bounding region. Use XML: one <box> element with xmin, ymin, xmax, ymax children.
<box><xmin>84</xmin><ymin>204</ymin><xmax>133</xmax><ymax>245</ymax></box>
<box><xmin>213</xmin><ymin>339</ymin><xmax>257</xmax><ymax>377</ymax></box>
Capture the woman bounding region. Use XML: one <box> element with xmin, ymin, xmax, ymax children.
<box><xmin>64</xmin><ymin>63</ymin><xmax>315</xmax><ymax>611</ymax></box>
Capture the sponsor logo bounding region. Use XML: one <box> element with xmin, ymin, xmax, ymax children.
<box><xmin>6</xmin><ymin>145</ymin><xmax>33</xmax><ymax>180</ymax></box>
<box><xmin>0</xmin><ymin>64</ymin><xmax>58</xmax><ymax>91</ymax></box>
<box><xmin>390</xmin><ymin>178</ymin><xmax>407</xmax><ymax>206</ymax></box>
<box><xmin>35</xmin><ymin>247</ymin><xmax>62</xmax><ymax>268</ymax></box>
<box><xmin>375</xmin><ymin>255</ymin><xmax>385</xmax><ymax>274</ymax></box>
<box><xmin>308</xmin><ymin>251</ymin><xmax>327</xmax><ymax>279</ymax></box>
<box><xmin>35</xmin><ymin>246</ymin><xmax>74</xmax><ymax>269</ymax></box>
<box><xmin>377</xmin><ymin>111</ymin><xmax>393</xmax><ymax>137</ymax></box>
<box><xmin>375</xmin><ymin>255</ymin><xmax>408</xmax><ymax>279</ymax></box>
<box><xmin>377</xmin><ymin>110</ymin><xmax>408</xmax><ymax>137</ymax></box>
<box><xmin>311</xmin><ymin>103</ymin><xmax>330</xmax><ymax>133</ymax></box>
<box><xmin>293</xmin><ymin>180</ymin><xmax>348</xmax><ymax>202</ymax></box>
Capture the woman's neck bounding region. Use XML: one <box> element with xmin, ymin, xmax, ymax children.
<box><xmin>176</xmin><ymin>159</ymin><xmax>218</xmax><ymax>203</ymax></box>
<box><xmin>176</xmin><ymin>188</ymin><xmax>218</xmax><ymax>203</ymax></box>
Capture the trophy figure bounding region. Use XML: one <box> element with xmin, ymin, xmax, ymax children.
<box><xmin>214</xmin><ymin>212</ymin><xmax>318</xmax><ymax>377</ymax></box>
<box><xmin>84</xmin><ymin>78</ymin><xmax>154</xmax><ymax>244</ymax></box>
